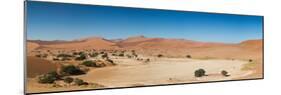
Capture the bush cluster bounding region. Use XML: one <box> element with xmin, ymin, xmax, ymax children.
<box><xmin>37</xmin><ymin>71</ymin><xmax>60</xmax><ymax>84</ymax></box>
<box><xmin>194</xmin><ymin>69</ymin><xmax>206</xmax><ymax>77</ymax></box>
<box><xmin>60</xmin><ymin>65</ymin><xmax>85</xmax><ymax>76</ymax></box>
<box><xmin>81</xmin><ymin>61</ymin><xmax>99</xmax><ymax>67</ymax></box>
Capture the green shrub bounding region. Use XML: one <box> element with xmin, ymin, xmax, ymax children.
<box><xmin>57</xmin><ymin>54</ymin><xmax>72</xmax><ymax>57</ymax></box>
<box><xmin>37</xmin><ymin>71</ymin><xmax>59</xmax><ymax>84</ymax></box>
<box><xmin>221</xmin><ymin>70</ymin><xmax>230</xmax><ymax>77</ymax></box>
<box><xmin>60</xmin><ymin>65</ymin><xmax>85</xmax><ymax>76</ymax></box>
<box><xmin>74</xmin><ymin>78</ymin><xmax>88</xmax><ymax>86</ymax></box>
<box><xmin>194</xmin><ymin>69</ymin><xmax>206</xmax><ymax>77</ymax></box>
<box><xmin>81</xmin><ymin>61</ymin><xmax>98</xmax><ymax>67</ymax></box>
<box><xmin>63</xmin><ymin>77</ymin><xmax>74</xmax><ymax>84</ymax></box>
<box><xmin>75</xmin><ymin>54</ymin><xmax>86</xmax><ymax>61</ymax></box>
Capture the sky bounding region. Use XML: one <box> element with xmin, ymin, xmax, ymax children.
<box><xmin>26</xmin><ymin>1</ymin><xmax>263</xmax><ymax>43</ymax></box>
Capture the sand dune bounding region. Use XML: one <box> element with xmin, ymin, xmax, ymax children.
<box><xmin>27</xmin><ymin>56</ymin><xmax>58</xmax><ymax>78</ymax></box>
<box><xmin>27</xmin><ymin>42</ymin><xmax>40</xmax><ymax>52</ymax></box>
<box><xmin>26</xmin><ymin>36</ymin><xmax>263</xmax><ymax>93</ymax></box>
<box><xmin>37</xmin><ymin>37</ymin><xmax>119</xmax><ymax>50</ymax></box>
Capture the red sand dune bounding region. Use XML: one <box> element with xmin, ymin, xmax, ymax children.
<box><xmin>27</xmin><ymin>42</ymin><xmax>40</xmax><ymax>52</ymax></box>
<box><xmin>27</xmin><ymin>37</ymin><xmax>262</xmax><ymax>60</ymax></box>
<box><xmin>27</xmin><ymin>56</ymin><xmax>58</xmax><ymax>78</ymax></box>
<box><xmin>37</xmin><ymin>37</ymin><xmax>119</xmax><ymax>50</ymax></box>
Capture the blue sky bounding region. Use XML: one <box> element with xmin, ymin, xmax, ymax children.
<box><xmin>26</xmin><ymin>1</ymin><xmax>263</xmax><ymax>43</ymax></box>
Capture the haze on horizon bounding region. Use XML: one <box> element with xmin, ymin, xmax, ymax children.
<box><xmin>26</xmin><ymin>1</ymin><xmax>263</xmax><ymax>43</ymax></box>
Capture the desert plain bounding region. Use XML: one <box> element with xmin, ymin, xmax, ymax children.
<box><xmin>26</xmin><ymin>36</ymin><xmax>263</xmax><ymax>93</ymax></box>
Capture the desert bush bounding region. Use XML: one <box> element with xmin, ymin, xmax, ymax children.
<box><xmin>186</xmin><ymin>55</ymin><xmax>192</xmax><ymax>58</ymax></box>
<box><xmin>63</xmin><ymin>77</ymin><xmax>74</xmax><ymax>84</ymax></box>
<box><xmin>53</xmin><ymin>58</ymin><xmax>59</xmax><ymax>61</ymax></box>
<box><xmin>81</xmin><ymin>61</ymin><xmax>98</xmax><ymax>67</ymax></box>
<box><xmin>89</xmin><ymin>52</ymin><xmax>99</xmax><ymax>57</ymax></box>
<box><xmin>57</xmin><ymin>54</ymin><xmax>72</xmax><ymax>58</ymax></box>
<box><xmin>101</xmin><ymin>53</ymin><xmax>108</xmax><ymax>59</ymax></box>
<box><xmin>35</xmin><ymin>54</ymin><xmax>41</xmax><ymax>58</ymax></box>
<box><xmin>133</xmin><ymin>54</ymin><xmax>138</xmax><ymax>58</ymax></box>
<box><xmin>118</xmin><ymin>53</ymin><xmax>124</xmax><ymax>57</ymax></box>
<box><xmin>42</xmin><ymin>54</ymin><xmax>48</xmax><ymax>58</ymax></box>
<box><xmin>131</xmin><ymin>50</ymin><xmax>135</xmax><ymax>53</ymax></box>
<box><xmin>249</xmin><ymin>59</ymin><xmax>253</xmax><ymax>62</ymax></box>
<box><xmin>221</xmin><ymin>70</ymin><xmax>230</xmax><ymax>77</ymax></box>
<box><xmin>60</xmin><ymin>65</ymin><xmax>85</xmax><ymax>76</ymax></box>
<box><xmin>37</xmin><ymin>71</ymin><xmax>60</xmax><ymax>84</ymax></box>
<box><xmin>75</xmin><ymin>54</ymin><xmax>86</xmax><ymax>61</ymax></box>
<box><xmin>126</xmin><ymin>54</ymin><xmax>132</xmax><ymax>58</ymax></box>
<box><xmin>145</xmin><ymin>58</ymin><xmax>150</xmax><ymax>63</ymax></box>
<box><xmin>194</xmin><ymin>69</ymin><xmax>206</xmax><ymax>77</ymax></box>
<box><xmin>61</xmin><ymin>57</ymin><xmax>71</xmax><ymax>61</ymax></box>
<box><xmin>112</xmin><ymin>53</ymin><xmax>117</xmax><ymax>56</ymax></box>
<box><xmin>157</xmin><ymin>54</ymin><xmax>163</xmax><ymax>57</ymax></box>
<box><xmin>74</xmin><ymin>78</ymin><xmax>88</xmax><ymax>86</ymax></box>
<box><xmin>106</xmin><ymin>58</ymin><xmax>114</xmax><ymax>64</ymax></box>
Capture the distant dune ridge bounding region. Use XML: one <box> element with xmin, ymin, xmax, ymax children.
<box><xmin>27</xmin><ymin>36</ymin><xmax>263</xmax><ymax>67</ymax></box>
<box><xmin>27</xmin><ymin>36</ymin><xmax>263</xmax><ymax>72</ymax></box>
<box><xmin>27</xmin><ymin>36</ymin><xmax>262</xmax><ymax>52</ymax></box>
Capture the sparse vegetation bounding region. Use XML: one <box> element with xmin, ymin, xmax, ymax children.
<box><xmin>126</xmin><ymin>54</ymin><xmax>132</xmax><ymax>58</ymax></box>
<box><xmin>53</xmin><ymin>58</ymin><xmax>59</xmax><ymax>61</ymax></box>
<box><xmin>145</xmin><ymin>58</ymin><xmax>150</xmax><ymax>63</ymax></box>
<box><xmin>186</xmin><ymin>55</ymin><xmax>192</xmax><ymax>58</ymax></box>
<box><xmin>157</xmin><ymin>54</ymin><xmax>163</xmax><ymax>57</ymax></box>
<box><xmin>63</xmin><ymin>77</ymin><xmax>74</xmax><ymax>84</ymax></box>
<box><xmin>81</xmin><ymin>60</ymin><xmax>98</xmax><ymax>67</ymax></box>
<box><xmin>75</xmin><ymin>53</ymin><xmax>86</xmax><ymax>61</ymax></box>
<box><xmin>89</xmin><ymin>52</ymin><xmax>99</xmax><ymax>57</ymax></box>
<box><xmin>106</xmin><ymin>58</ymin><xmax>114</xmax><ymax>64</ymax></box>
<box><xmin>57</xmin><ymin>54</ymin><xmax>72</xmax><ymax>58</ymax></box>
<box><xmin>74</xmin><ymin>78</ymin><xmax>88</xmax><ymax>86</ymax></box>
<box><xmin>249</xmin><ymin>59</ymin><xmax>253</xmax><ymax>62</ymax></box>
<box><xmin>72</xmin><ymin>52</ymin><xmax>79</xmax><ymax>55</ymax></box>
<box><xmin>60</xmin><ymin>65</ymin><xmax>85</xmax><ymax>76</ymax></box>
<box><xmin>61</xmin><ymin>57</ymin><xmax>71</xmax><ymax>61</ymax></box>
<box><xmin>118</xmin><ymin>53</ymin><xmax>124</xmax><ymax>57</ymax></box>
<box><xmin>194</xmin><ymin>69</ymin><xmax>206</xmax><ymax>77</ymax></box>
<box><xmin>101</xmin><ymin>53</ymin><xmax>108</xmax><ymax>59</ymax></box>
<box><xmin>35</xmin><ymin>54</ymin><xmax>41</xmax><ymax>58</ymax></box>
<box><xmin>112</xmin><ymin>53</ymin><xmax>117</xmax><ymax>56</ymax></box>
<box><xmin>37</xmin><ymin>71</ymin><xmax>60</xmax><ymax>84</ymax></box>
<box><xmin>221</xmin><ymin>70</ymin><xmax>230</xmax><ymax>77</ymax></box>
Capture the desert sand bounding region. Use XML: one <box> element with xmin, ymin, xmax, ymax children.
<box><xmin>26</xmin><ymin>36</ymin><xmax>263</xmax><ymax>93</ymax></box>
